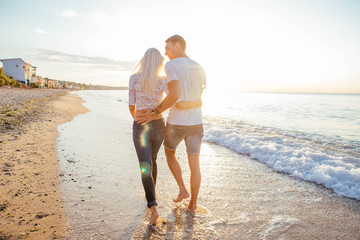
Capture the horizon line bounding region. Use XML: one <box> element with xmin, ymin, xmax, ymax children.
<box><xmin>110</xmin><ymin>86</ymin><xmax>360</xmax><ymax>95</ymax></box>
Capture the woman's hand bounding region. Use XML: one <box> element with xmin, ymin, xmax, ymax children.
<box><xmin>135</xmin><ymin>109</ymin><xmax>153</xmax><ymax>124</ymax></box>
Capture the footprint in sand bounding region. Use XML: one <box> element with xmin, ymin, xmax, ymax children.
<box><xmin>178</xmin><ymin>203</ymin><xmax>210</xmax><ymax>215</ymax></box>
<box><xmin>194</xmin><ymin>205</ymin><xmax>209</xmax><ymax>215</ymax></box>
<box><xmin>154</xmin><ymin>217</ymin><xmax>167</xmax><ymax>227</ymax></box>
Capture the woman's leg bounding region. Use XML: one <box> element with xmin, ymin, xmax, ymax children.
<box><xmin>152</xmin><ymin>159</ymin><xmax>158</xmax><ymax>186</ymax></box>
<box><xmin>132</xmin><ymin>122</ymin><xmax>157</xmax><ymax>208</ymax></box>
<box><xmin>149</xmin><ymin>205</ymin><xmax>159</xmax><ymax>226</ymax></box>
<box><xmin>151</xmin><ymin>119</ymin><xmax>165</xmax><ymax>186</ymax></box>
<box><xmin>147</xmin><ymin>119</ymin><xmax>165</xmax><ymax>226</ymax></box>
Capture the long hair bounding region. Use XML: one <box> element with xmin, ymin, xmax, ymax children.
<box><xmin>134</xmin><ymin>48</ymin><xmax>164</xmax><ymax>94</ymax></box>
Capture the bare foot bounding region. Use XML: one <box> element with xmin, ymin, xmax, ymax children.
<box><xmin>187</xmin><ymin>202</ymin><xmax>196</xmax><ymax>216</ymax></box>
<box><xmin>173</xmin><ymin>191</ymin><xmax>190</xmax><ymax>203</ymax></box>
<box><xmin>148</xmin><ymin>206</ymin><xmax>159</xmax><ymax>226</ymax></box>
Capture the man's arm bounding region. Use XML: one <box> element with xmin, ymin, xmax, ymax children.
<box><xmin>175</xmin><ymin>85</ymin><xmax>204</xmax><ymax>110</ymax></box>
<box><xmin>135</xmin><ymin>80</ymin><xmax>180</xmax><ymax>124</ymax></box>
<box><xmin>156</xmin><ymin>80</ymin><xmax>180</xmax><ymax>112</ymax></box>
<box><xmin>175</xmin><ymin>99</ymin><xmax>202</xmax><ymax>109</ymax></box>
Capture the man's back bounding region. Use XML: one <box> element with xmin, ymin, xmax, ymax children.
<box><xmin>165</xmin><ymin>57</ymin><xmax>206</xmax><ymax>126</ymax></box>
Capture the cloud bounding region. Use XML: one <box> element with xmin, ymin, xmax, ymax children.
<box><xmin>34</xmin><ymin>28</ymin><xmax>48</xmax><ymax>34</ymax></box>
<box><xmin>34</xmin><ymin>48</ymin><xmax>136</xmax><ymax>71</ymax></box>
<box><xmin>60</xmin><ymin>10</ymin><xmax>78</xmax><ymax>17</ymax></box>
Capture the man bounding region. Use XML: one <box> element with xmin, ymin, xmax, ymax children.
<box><xmin>136</xmin><ymin>35</ymin><xmax>206</xmax><ymax>215</ymax></box>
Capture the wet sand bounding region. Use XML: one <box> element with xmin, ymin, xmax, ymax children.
<box><xmin>57</xmin><ymin>92</ymin><xmax>360</xmax><ymax>239</ymax></box>
<box><xmin>130</xmin><ymin>143</ymin><xmax>360</xmax><ymax>239</ymax></box>
<box><xmin>0</xmin><ymin>89</ymin><xmax>88</xmax><ymax>239</ymax></box>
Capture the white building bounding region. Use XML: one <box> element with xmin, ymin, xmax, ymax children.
<box><xmin>0</xmin><ymin>58</ymin><xmax>36</xmax><ymax>86</ymax></box>
<box><xmin>30</xmin><ymin>66</ymin><xmax>38</xmax><ymax>86</ymax></box>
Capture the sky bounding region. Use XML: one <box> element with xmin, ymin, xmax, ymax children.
<box><xmin>0</xmin><ymin>0</ymin><xmax>360</xmax><ymax>93</ymax></box>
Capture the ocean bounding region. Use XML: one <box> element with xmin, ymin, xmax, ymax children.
<box><xmin>201</xmin><ymin>91</ymin><xmax>360</xmax><ymax>200</ymax></box>
<box><xmin>57</xmin><ymin>90</ymin><xmax>360</xmax><ymax>239</ymax></box>
<box><xmin>79</xmin><ymin>90</ymin><xmax>360</xmax><ymax>200</ymax></box>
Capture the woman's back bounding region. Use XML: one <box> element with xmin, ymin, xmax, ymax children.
<box><xmin>129</xmin><ymin>73</ymin><xmax>167</xmax><ymax>110</ymax></box>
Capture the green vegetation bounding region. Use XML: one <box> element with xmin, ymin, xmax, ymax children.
<box><xmin>0</xmin><ymin>68</ymin><xmax>23</xmax><ymax>87</ymax></box>
<box><xmin>0</xmin><ymin>67</ymin><xmax>126</xmax><ymax>89</ymax></box>
<box><xmin>0</xmin><ymin>68</ymin><xmax>6</xmax><ymax>86</ymax></box>
<box><xmin>9</xmin><ymin>77</ymin><xmax>16</xmax><ymax>87</ymax></box>
<box><xmin>0</xmin><ymin>67</ymin><xmax>10</xmax><ymax>86</ymax></box>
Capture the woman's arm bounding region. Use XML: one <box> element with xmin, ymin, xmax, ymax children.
<box><xmin>129</xmin><ymin>105</ymin><xmax>135</xmax><ymax>118</ymax></box>
<box><xmin>175</xmin><ymin>99</ymin><xmax>202</xmax><ymax>109</ymax></box>
<box><xmin>128</xmin><ymin>75</ymin><xmax>136</xmax><ymax>118</ymax></box>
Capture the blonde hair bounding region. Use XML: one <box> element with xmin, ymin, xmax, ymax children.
<box><xmin>134</xmin><ymin>48</ymin><xmax>164</xmax><ymax>94</ymax></box>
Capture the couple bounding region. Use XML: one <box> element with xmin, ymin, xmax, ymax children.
<box><xmin>128</xmin><ymin>35</ymin><xmax>206</xmax><ymax>226</ymax></box>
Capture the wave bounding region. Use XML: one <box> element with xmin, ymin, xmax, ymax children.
<box><xmin>203</xmin><ymin>116</ymin><xmax>360</xmax><ymax>201</ymax></box>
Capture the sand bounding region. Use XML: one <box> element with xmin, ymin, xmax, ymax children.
<box><xmin>0</xmin><ymin>88</ymin><xmax>67</xmax><ymax>106</ymax></box>
<box><xmin>56</xmin><ymin>91</ymin><xmax>360</xmax><ymax>239</ymax></box>
<box><xmin>128</xmin><ymin>143</ymin><xmax>360</xmax><ymax>239</ymax></box>
<box><xmin>2</xmin><ymin>88</ymin><xmax>360</xmax><ymax>239</ymax></box>
<box><xmin>0</xmin><ymin>89</ymin><xmax>88</xmax><ymax>240</ymax></box>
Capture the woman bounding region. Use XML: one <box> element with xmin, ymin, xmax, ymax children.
<box><xmin>129</xmin><ymin>48</ymin><xmax>201</xmax><ymax>226</ymax></box>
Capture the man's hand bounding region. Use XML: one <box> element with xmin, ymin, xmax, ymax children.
<box><xmin>176</xmin><ymin>99</ymin><xmax>202</xmax><ymax>109</ymax></box>
<box><xmin>134</xmin><ymin>109</ymin><xmax>153</xmax><ymax>124</ymax></box>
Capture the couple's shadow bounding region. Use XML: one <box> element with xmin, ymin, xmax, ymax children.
<box><xmin>142</xmin><ymin>205</ymin><xmax>195</xmax><ymax>240</ymax></box>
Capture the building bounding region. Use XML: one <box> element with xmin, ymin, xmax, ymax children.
<box><xmin>33</xmin><ymin>75</ymin><xmax>44</xmax><ymax>88</ymax></box>
<box><xmin>0</xmin><ymin>58</ymin><xmax>36</xmax><ymax>86</ymax></box>
<box><xmin>44</xmin><ymin>78</ymin><xmax>52</xmax><ymax>88</ymax></box>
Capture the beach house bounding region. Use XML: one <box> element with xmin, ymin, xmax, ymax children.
<box><xmin>0</xmin><ymin>58</ymin><xmax>36</xmax><ymax>86</ymax></box>
<box><xmin>30</xmin><ymin>66</ymin><xmax>38</xmax><ymax>87</ymax></box>
<box><xmin>35</xmin><ymin>76</ymin><xmax>44</xmax><ymax>88</ymax></box>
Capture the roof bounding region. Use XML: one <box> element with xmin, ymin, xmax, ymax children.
<box><xmin>0</xmin><ymin>58</ymin><xmax>30</xmax><ymax>65</ymax></box>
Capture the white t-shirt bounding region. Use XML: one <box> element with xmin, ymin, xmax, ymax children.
<box><xmin>165</xmin><ymin>57</ymin><xmax>206</xmax><ymax>126</ymax></box>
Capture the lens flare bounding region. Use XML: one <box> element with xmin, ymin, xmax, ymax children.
<box><xmin>140</xmin><ymin>162</ymin><xmax>151</xmax><ymax>176</ymax></box>
<box><xmin>140</xmin><ymin>124</ymin><xmax>150</xmax><ymax>147</ymax></box>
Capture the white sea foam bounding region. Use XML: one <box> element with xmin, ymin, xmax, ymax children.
<box><xmin>74</xmin><ymin>90</ymin><xmax>360</xmax><ymax>200</ymax></box>
<box><xmin>203</xmin><ymin>118</ymin><xmax>360</xmax><ymax>200</ymax></box>
<box><xmin>262</xmin><ymin>216</ymin><xmax>300</xmax><ymax>239</ymax></box>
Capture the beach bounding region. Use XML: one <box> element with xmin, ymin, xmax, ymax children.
<box><xmin>1</xmin><ymin>89</ymin><xmax>360</xmax><ymax>239</ymax></box>
<box><xmin>0</xmin><ymin>88</ymin><xmax>88</xmax><ymax>239</ymax></box>
<box><xmin>57</xmin><ymin>90</ymin><xmax>360</xmax><ymax>239</ymax></box>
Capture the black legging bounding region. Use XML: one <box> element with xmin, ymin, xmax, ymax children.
<box><xmin>132</xmin><ymin>118</ymin><xmax>165</xmax><ymax>208</ymax></box>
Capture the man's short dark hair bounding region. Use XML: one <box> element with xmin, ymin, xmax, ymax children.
<box><xmin>166</xmin><ymin>35</ymin><xmax>186</xmax><ymax>51</ymax></box>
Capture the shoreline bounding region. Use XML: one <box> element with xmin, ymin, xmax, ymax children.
<box><xmin>0</xmin><ymin>90</ymin><xmax>88</xmax><ymax>239</ymax></box>
<box><xmin>57</xmin><ymin>90</ymin><xmax>360</xmax><ymax>239</ymax></box>
<box><xmin>2</xmin><ymin>89</ymin><xmax>360</xmax><ymax>239</ymax></box>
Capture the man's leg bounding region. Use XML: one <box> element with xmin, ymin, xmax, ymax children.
<box><xmin>184</xmin><ymin>124</ymin><xmax>203</xmax><ymax>215</ymax></box>
<box><xmin>187</xmin><ymin>153</ymin><xmax>201</xmax><ymax>215</ymax></box>
<box><xmin>164</xmin><ymin>147</ymin><xmax>189</xmax><ymax>202</ymax></box>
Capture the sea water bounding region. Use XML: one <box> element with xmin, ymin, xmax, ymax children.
<box><xmin>68</xmin><ymin>90</ymin><xmax>360</xmax><ymax>202</ymax></box>
<box><xmin>201</xmin><ymin>91</ymin><xmax>360</xmax><ymax>200</ymax></box>
<box><xmin>57</xmin><ymin>90</ymin><xmax>360</xmax><ymax>239</ymax></box>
